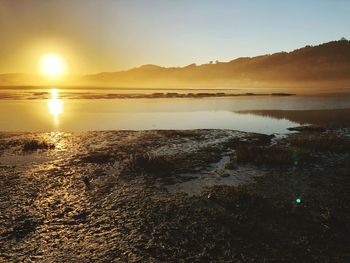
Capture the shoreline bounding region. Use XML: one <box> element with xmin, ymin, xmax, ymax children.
<box><xmin>0</xmin><ymin>91</ymin><xmax>294</xmax><ymax>100</ymax></box>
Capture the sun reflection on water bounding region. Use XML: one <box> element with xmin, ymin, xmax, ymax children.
<box><xmin>48</xmin><ymin>88</ymin><xmax>63</xmax><ymax>125</ymax></box>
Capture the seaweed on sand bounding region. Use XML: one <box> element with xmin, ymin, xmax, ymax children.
<box><xmin>22</xmin><ymin>140</ymin><xmax>55</xmax><ymax>152</ymax></box>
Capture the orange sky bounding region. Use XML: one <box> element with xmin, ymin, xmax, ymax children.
<box><xmin>0</xmin><ymin>0</ymin><xmax>349</xmax><ymax>75</ymax></box>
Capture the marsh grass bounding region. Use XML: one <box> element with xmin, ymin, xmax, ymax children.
<box><xmin>129</xmin><ymin>145</ymin><xmax>224</xmax><ymax>177</ymax></box>
<box><xmin>235</xmin><ymin>145</ymin><xmax>310</xmax><ymax>166</ymax></box>
<box><xmin>80</xmin><ymin>152</ymin><xmax>115</xmax><ymax>164</ymax></box>
<box><xmin>288</xmin><ymin>134</ymin><xmax>350</xmax><ymax>153</ymax></box>
<box><xmin>235</xmin><ymin>133</ymin><xmax>350</xmax><ymax>166</ymax></box>
<box><xmin>131</xmin><ymin>153</ymin><xmax>175</xmax><ymax>176</ymax></box>
<box><xmin>157</xmin><ymin>130</ymin><xmax>201</xmax><ymax>138</ymax></box>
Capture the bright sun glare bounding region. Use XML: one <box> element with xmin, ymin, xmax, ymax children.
<box><xmin>40</xmin><ymin>54</ymin><xmax>65</xmax><ymax>76</ymax></box>
<box><xmin>48</xmin><ymin>88</ymin><xmax>63</xmax><ymax>127</ymax></box>
<box><xmin>48</xmin><ymin>88</ymin><xmax>63</xmax><ymax>117</ymax></box>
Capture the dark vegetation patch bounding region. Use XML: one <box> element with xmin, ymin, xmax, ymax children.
<box><xmin>233</xmin><ymin>133</ymin><xmax>350</xmax><ymax>167</ymax></box>
<box><xmin>156</xmin><ymin>130</ymin><xmax>202</xmax><ymax>138</ymax></box>
<box><xmin>131</xmin><ymin>153</ymin><xmax>175</xmax><ymax>176</ymax></box>
<box><xmin>22</xmin><ymin>139</ymin><xmax>55</xmax><ymax>152</ymax></box>
<box><xmin>235</xmin><ymin>144</ymin><xmax>311</xmax><ymax>166</ymax></box>
<box><xmin>288</xmin><ymin>124</ymin><xmax>326</xmax><ymax>132</ymax></box>
<box><xmin>182</xmin><ymin>145</ymin><xmax>224</xmax><ymax>169</ymax></box>
<box><xmin>2</xmin><ymin>214</ymin><xmax>41</xmax><ymax>240</ymax></box>
<box><xmin>225</xmin><ymin>134</ymin><xmax>274</xmax><ymax>148</ymax></box>
<box><xmin>0</xmin><ymin>138</ymin><xmax>26</xmax><ymax>153</ymax></box>
<box><xmin>288</xmin><ymin>133</ymin><xmax>350</xmax><ymax>153</ymax></box>
<box><xmin>129</xmin><ymin>146</ymin><xmax>225</xmax><ymax>178</ymax></box>
<box><xmin>80</xmin><ymin>151</ymin><xmax>117</xmax><ymax>164</ymax></box>
<box><xmin>125</xmin><ymin>133</ymin><xmax>168</xmax><ymax>152</ymax></box>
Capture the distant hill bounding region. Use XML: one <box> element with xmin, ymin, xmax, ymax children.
<box><xmin>81</xmin><ymin>39</ymin><xmax>350</xmax><ymax>89</ymax></box>
<box><xmin>1</xmin><ymin>40</ymin><xmax>350</xmax><ymax>89</ymax></box>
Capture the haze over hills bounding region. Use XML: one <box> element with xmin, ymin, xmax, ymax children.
<box><xmin>1</xmin><ymin>39</ymin><xmax>350</xmax><ymax>90</ymax></box>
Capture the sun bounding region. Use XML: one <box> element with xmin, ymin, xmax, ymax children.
<box><xmin>40</xmin><ymin>54</ymin><xmax>65</xmax><ymax>76</ymax></box>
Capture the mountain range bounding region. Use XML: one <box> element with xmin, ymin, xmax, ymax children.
<box><xmin>1</xmin><ymin>39</ymin><xmax>350</xmax><ymax>89</ymax></box>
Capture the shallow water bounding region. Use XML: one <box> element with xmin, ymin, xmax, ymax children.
<box><xmin>1</xmin><ymin>88</ymin><xmax>349</xmax><ymax>134</ymax></box>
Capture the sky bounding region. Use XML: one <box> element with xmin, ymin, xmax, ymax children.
<box><xmin>0</xmin><ymin>0</ymin><xmax>349</xmax><ymax>75</ymax></box>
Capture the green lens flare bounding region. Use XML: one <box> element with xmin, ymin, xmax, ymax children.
<box><xmin>295</xmin><ymin>198</ymin><xmax>301</xmax><ymax>203</ymax></box>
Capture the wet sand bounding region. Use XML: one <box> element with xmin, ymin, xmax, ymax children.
<box><xmin>0</xmin><ymin>129</ymin><xmax>349</xmax><ymax>262</ymax></box>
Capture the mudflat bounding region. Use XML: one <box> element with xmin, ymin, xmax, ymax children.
<box><xmin>0</xmin><ymin>129</ymin><xmax>349</xmax><ymax>262</ymax></box>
